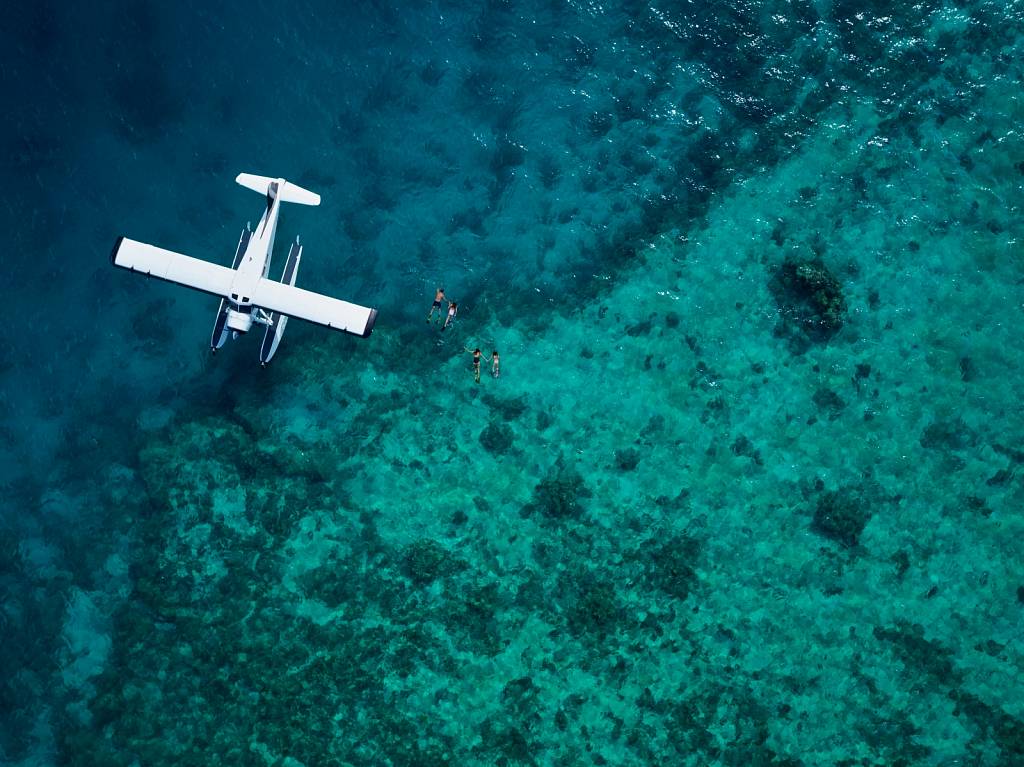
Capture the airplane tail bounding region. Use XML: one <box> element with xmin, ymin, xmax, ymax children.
<box><xmin>235</xmin><ymin>173</ymin><xmax>321</xmax><ymax>206</ymax></box>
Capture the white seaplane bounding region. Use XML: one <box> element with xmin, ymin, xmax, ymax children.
<box><xmin>111</xmin><ymin>173</ymin><xmax>377</xmax><ymax>365</ymax></box>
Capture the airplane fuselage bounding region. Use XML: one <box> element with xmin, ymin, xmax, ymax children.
<box><xmin>225</xmin><ymin>180</ymin><xmax>283</xmax><ymax>333</ymax></box>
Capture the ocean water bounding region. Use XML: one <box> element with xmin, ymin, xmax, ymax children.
<box><xmin>2</xmin><ymin>0</ymin><xmax>1023</xmax><ymax>764</ymax></box>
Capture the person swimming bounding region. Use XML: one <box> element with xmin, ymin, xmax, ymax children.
<box><xmin>442</xmin><ymin>301</ymin><xmax>458</xmax><ymax>331</ymax></box>
<box><xmin>427</xmin><ymin>287</ymin><xmax>445</xmax><ymax>323</ymax></box>
<box><xmin>491</xmin><ymin>350</ymin><xmax>500</xmax><ymax>378</ymax></box>
<box><xmin>465</xmin><ymin>347</ymin><xmax>482</xmax><ymax>382</ymax></box>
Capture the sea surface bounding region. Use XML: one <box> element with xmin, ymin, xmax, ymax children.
<box><xmin>2</xmin><ymin>1</ymin><xmax>1023</xmax><ymax>764</ymax></box>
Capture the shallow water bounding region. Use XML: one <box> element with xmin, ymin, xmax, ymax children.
<box><xmin>2</xmin><ymin>1</ymin><xmax>1024</xmax><ymax>765</ymax></box>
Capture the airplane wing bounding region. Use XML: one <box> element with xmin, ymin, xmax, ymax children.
<box><xmin>111</xmin><ymin>236</ymin><xmax>378</xmax><ymax>337</ymax></box>
<box><xmin>250</xmin><ymin>279</ymin><xmax>378</xmax><ymax>338</ymax></box>
<box><xmin>110</xmin><ymin>237</ymin><xmax>236</xmax><ymax>298</ymax></box>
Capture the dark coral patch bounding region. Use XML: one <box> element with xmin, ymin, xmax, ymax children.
<box><xmin>632</xmin><ymin>534</ymin><xmax>701</xmax><ymax>601</ymax></box>
<box><xmin>401</xmin><ymin>539</ymin><xmax>464</xmax><ymax>585</ymax></box>
<box><xmin>568</xmin><ymin>576</ymin><xmax>620</xmax><ymax>636</ymax></box>
<box><xmin>479</xmin><ymin>421</ymin><xmax>514</xmax><ymax>454</ymax></box>
<box><xmin>730</xmin><ymin>435</ymin><xmax>763</xmax><ymax>465</ymax></box>
<box><xmin>522</xmin><ymin>458</ymin><xmax>591</xmax><ymax>520</ymax></box>
<box><xmin>873</xmin><ymin>621</ymin><xmax>958</xmax><ymax>683</ymax></box>
<box><xmin>769</xmin><ymin>256</ymin><xmax>847</xmax><ymax>351</ymax></box>
<box><xmin>920</xmin><ymin>419</ymin><xmax>978</xmax><ymax>451</ymax></box>
<box><xmin>812</xmin><ymin>489</ymin><xmax>871</xmax><ymax>548</ymax></box>
<box><xmin>481</xmin><ymin>392</ymin><xmax>529</xmax><ymax>421</ymax></box>
<box><xmin>812</xmin><ymin>387</ymin><xmax>847</xmax><ymax>420</ymax></box>
<box><xmin>615</xmin><ymin>447</ymin><xmax>642</xmax><ymax>471</ymax></box>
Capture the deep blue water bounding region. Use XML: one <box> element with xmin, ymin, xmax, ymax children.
<box><xmin>3</xmin><ymin>1</ymin><xmax>1024</xmax><ymax>764</ymax></box>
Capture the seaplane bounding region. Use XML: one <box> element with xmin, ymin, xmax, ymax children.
<box><xmin>111</xmin><ymin>173</ymin><xmax>378</xmax><ymax>365</ymax></box>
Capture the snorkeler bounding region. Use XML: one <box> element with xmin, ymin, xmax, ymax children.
<box><xmin>465</xmin><ymin>347</ymin><xmax>482</xmax><ymax>383</ymax></box>
<box><xmin>491</xmin><ymin>350</ymin><xmax>500</xmax><ymax>378</ymax></box>
<box><xmin>442</xmin><ymin>301</ymin><xmax>458</xmax><ymax>331</ymax></box>
<box><xmin>427</xmin><ymin>287</ymin><xmax>445</xmax><ymax>323</ymax></box>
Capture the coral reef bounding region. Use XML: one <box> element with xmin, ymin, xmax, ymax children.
<box><xmin>479</xmin><ymin>421</ymin><xmax>514</xmax><ymax>454</ymax></box>
<box><xmin>6</xmin><ymin>1</ymin><xmax>1024</xmax><ymax>764</ymax></box>
<box><xmin>522</xmin><ymin>458</ymin><xmax>591</xmax><ymax>521</ymax></box>
<box><xmin>811</xmin><ymin>488</ymin><xmax>872</xmax><ymax>548</ymax></box>
<box><xmin>769</xmin><ymin>256</ymin><xmax>847</xmax><ymax>351</ymax></box>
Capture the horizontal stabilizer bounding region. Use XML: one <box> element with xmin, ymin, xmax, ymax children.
<box><xmin>110</xmin><ymin>237</ymin><xmax>236</xmax><ymax>297</ymax></box>
<box><xmin>250</xmin><ymin>279</ymin><xmax>378</xmax><ymax>338</ymax></box>
<box><xmin>235</xmin><ymin>173</ymin><xmax>320</xmax><ymax>206</ymax></box>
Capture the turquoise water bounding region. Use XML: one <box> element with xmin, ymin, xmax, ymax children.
<box><xmin>2</xmin><ymin>1</ymin><xmax>1024</xmax><ymax>764</ymax></box>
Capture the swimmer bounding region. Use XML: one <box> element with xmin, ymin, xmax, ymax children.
<box><xmin>491</xmin><ymin>350</ymin><xmax>500</xmax><ymax>378</ymax></box>
<box><xmin>465</xmin><ymin>347</ymin><xmax>482</xmax><ymax>383</ymax></box>
<box><xmin>427</xmin><ymin>287</ymin><xmax>445</xmax><ymax>323</ymax></box>
<box><xmin>442</xmin><ymin>301</ymin><xmax>458</xmax><ymax>331</ymax></box>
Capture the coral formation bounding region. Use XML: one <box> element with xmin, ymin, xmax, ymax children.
<box><xmin>522</xmin><ymin>458</ymin><xmax>591</xmax><ymax>521</ymax></box>
<box><xmin>479</xmin><ymin>421</ymin><xmax>514</xmax><ymax>454</ymax></box>
<box><xmin>811</xmin><ymin>488</ymin><xmax>872</xmax><ymax>548</ymax></box>
<box><xmin>769</xmin><ymin>256</ymin><xmax>847</xmax><ymax>351</ymax></box>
